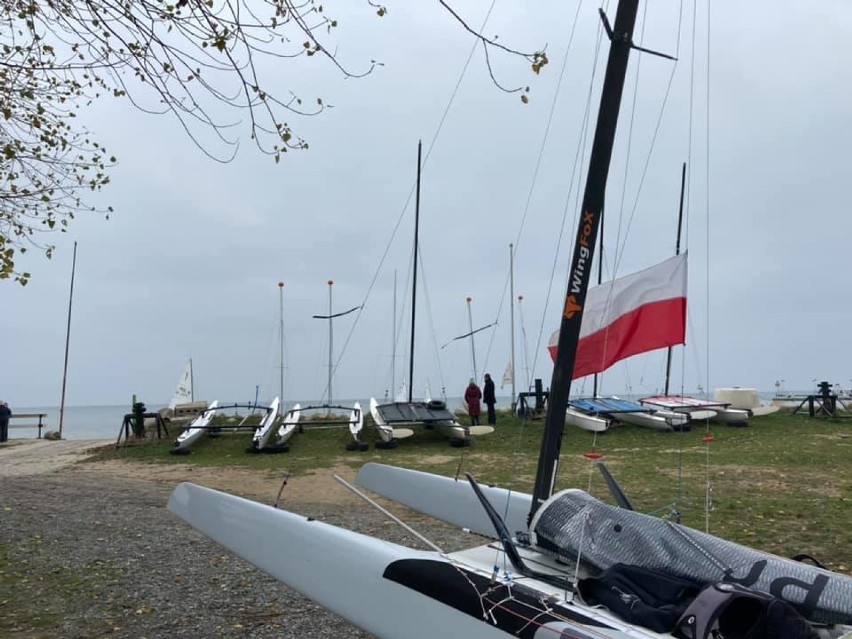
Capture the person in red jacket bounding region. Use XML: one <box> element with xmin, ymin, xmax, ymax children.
<box><xmin>464</xmin><ymin>378</ymin><xmax>482</xmax><ymax>426</ymax></box>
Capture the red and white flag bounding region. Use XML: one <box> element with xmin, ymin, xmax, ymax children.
<box><xmin>548</xmin><ymin>253</ymin><xmax>687</xmax><ymax>379</ymax></box>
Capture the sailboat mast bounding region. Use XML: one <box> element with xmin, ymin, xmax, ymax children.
<box><xmin>509</xmin><ymin>243</ymin><xmax>516</xmax><ymax>410</ymax></box>
<box><xmin>190</xmin><ymin>357</ymin><xmax>195</xmax><ymax>404</ymax></box>
<box><xmin>592</xmin><ymin>209</ymin><xmax>604</xmax><ymax>398</ymax></box>
<box><xmin>392</xmin><ymin>269</ymin><xmax>397</xmax><ymax>399</ymax></box>
<box><xmin>278</xmin><ymin>282</ymin><xmax>284</xmax><ymax>414</ymax></box>
<box><xmin>530</xmin><ymin>0</ymin><xmax>639</xmax><ymax>520</ymax></box>
<box><xmin>58</xmin><ymin>240</ymin><xmax>78</xmax><ymax>439</ymax></box>
<box><xmin>664</xmin><ymin>162</ymin><xmax>687</xmax><ymax>396</ymax></box>
<box><xmin>466</xmin><ymin>297</ymin><xmax>478</xmax><ymax>381</ymax></box>
<box><xmin>327</xmin><ymin>279</ymin><xmax>334</xmax><ymax>409</ymax></box>
<box><xmin>408</xmin><ymin>141</ymin><xmax>422</xmax><ymax>404</ymax></box>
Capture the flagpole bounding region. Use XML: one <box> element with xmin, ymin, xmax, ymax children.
<box><xmin>509</xmin><ymin>243</ymin><xmax>516</xmax><ymax>411</ymax></box>
<box><xmin>58</xmin><ymin>241</ymin><xmax>78</xmax><ymax>439</ymax></box>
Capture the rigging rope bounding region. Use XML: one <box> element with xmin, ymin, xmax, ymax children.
<box><xmin>704</xmin><ymin>0</ymin><xmax>713</xmax><ymax>534</ymax></box>
<box><xmin>326</xmin><ymin>2</ymin><xmax>501</xmax><ymax>393</ymax></box>
<box><xmin>480</xmin><ymin>0</ymin><xmax>587</xmax><ymax>382</ymax></box>
<box><xmin>528</xmin><ymin>10</ymin><xmax>606</xmax><ymax>394</ymax></box>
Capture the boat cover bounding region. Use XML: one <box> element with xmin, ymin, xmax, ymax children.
<box><xmin>530</xmin><ymin>488</ymin><xmax>852</xmax><ymax>625</ymax></box>
<box><xmin>569</xmin><ymin>397</ymin><xmax>651</xmax><ymax>415</ymax></box>
<box><xmin>373</xmin><ymin>401</ymin><xmax>457</xmax><ymax>425</ymax></box>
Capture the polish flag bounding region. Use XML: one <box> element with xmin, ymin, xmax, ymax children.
<box><xmin>548</xmin><ymin>253</ymin><xmax>687</xmax><ymax>379</ymax></box>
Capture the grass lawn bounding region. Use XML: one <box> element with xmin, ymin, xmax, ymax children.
<box><xmin>91</xmin><ymin>409</ymin><xmax>852</xmax><ymax>573</ymax></box>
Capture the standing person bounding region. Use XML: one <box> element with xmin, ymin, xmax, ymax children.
<box><xmin>483</xmin><ymin>373</ymin><xmax>497</xmax><ymax>425</ymax></box>
<box><xmin>0</xmin><ymin>401</ymin><xmax>11</xmax><ymax>443</ymax></box>
<box><xmin>464</xmin><ymin>379</ymin><xmax>482</xmax><ymax>426</ymax></box>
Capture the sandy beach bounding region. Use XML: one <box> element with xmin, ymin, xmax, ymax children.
<box><xmin>0</xmin><ymin>439</ymin><xmax>470</xmax><ymax>638</ymax></box>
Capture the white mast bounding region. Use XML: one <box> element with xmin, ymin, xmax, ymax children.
<box><xmin>509</xmin><ymin>243</ymin><xmax>516</xmax><ymax>410</ymax></box>
<box><xmin>278</xmin><ymin>281</ymin><xmax>284</xmax><ymax>416</ymax></box>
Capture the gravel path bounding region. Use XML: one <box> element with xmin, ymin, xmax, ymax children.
<box><xmin>0</xmin><ymin>463</ymin><xmax>475</xmax><ymax>638</ymax></box>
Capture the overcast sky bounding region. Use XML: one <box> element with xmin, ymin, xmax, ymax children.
<box><xmin>4</xmin><ymin>1</ymin><xmax>852</xmax><ymax>409</ymax></box>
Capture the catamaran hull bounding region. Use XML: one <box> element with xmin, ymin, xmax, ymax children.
<box><xmin>614</xmin><ymin>411</ymin><xmax>674</xmax><ymax>431</ymax></box>
<box><xmin>170</xmin><ymin>400</ymin><xmax>219</xmax><ymax>455</ymax></box>
<box><xmin>566</xmin><ymin>408</ymin><xmax>610</xmax><ymax>432</ymax></box>
<box><xmin>249</xmin><ymin>397</ymin><xmax>281</xmax><ymax>452</ymax></box>
<box><xmin>370</xmin><ymin>397</ymin><xmax>472</xmax><ymax>446</ymax></box>
<box><xmin>167</xmin><ymin>483</ymin><xmax>637</xmax><ymax>639</ymax></box>
<box><xmin>356</xmin><ymin>462</ymin><xmax>531</xmax><ymax>537</ymax></box>
<box><xmin>708</xmin><ymin>408</ymin><xmax>750</xmax><ymax>427</ymax></box>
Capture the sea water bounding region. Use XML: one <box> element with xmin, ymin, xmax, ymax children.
<box><xmin>8</xmin><ymin>392</ymin><xmax>784</xmax><ymax>440</ymax></box>
<box><xmin>8</xmin><ymin>396</ymin><xmax>480</xmax><ymax>440</ymax></box>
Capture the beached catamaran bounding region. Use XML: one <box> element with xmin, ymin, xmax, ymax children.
<box><xmin>168</xmin><ymin>2</ymin><xmax>852</xmax><ymax>637</ymax></box>
<box><xmin>369</xmin><ymin>142</ymin><xmax>492</xmax><ymax>448</ymax></box>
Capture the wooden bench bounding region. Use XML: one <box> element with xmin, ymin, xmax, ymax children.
<box><xmin>8</xmin><ymin>413</ymin><xmax>48</xmax><ymax>438</ymax></box>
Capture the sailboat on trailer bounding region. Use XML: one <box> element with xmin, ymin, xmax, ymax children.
<box><xmin>167</xmin><ymin>3</ymin><xmax>852</xmax><ymax>638</ymax></box>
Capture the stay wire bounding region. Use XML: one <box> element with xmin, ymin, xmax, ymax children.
<box><xmin>327</xmin><ymin>2</ymin><xmax>500</xmax><ymax>385</ymax></box>
<box><xmin>480</xmin><ymin>0</ymin><xmax>586</xmax><ymax>381</ymax></box>
<box><xmin>529</xmin><ymin>11</ymin><xmax>606</xmax><ymax>389</ymax></box>
<box><xmin>704</xmin><ymin>0</ymin><xmax>712</xmax><ymax>534</ymax></box>
<box><xmin>499</xmin><ymin>9</ymin><xmax>608</xmax><ymax>564</ymax></box>
<box><xmin>417</xmin><ymin>246</ymin><xmax>449</xmax><ymax>400</ymax></box>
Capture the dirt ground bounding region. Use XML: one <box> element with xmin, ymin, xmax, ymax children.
<box><xmin>0</xmin><ymin>439</ymin><xmax>357</xmax><ymax>504</ymax></box>
<box><xmin>0</xmin><ymin>439</ymin><xmax>471</xmax><ymax>638</ymax></box>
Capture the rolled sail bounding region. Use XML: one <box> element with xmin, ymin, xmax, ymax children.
<box><xmin>529</xmin><ymin>489</ymin><xmax>852</xmax><ymax>625</ymax></box>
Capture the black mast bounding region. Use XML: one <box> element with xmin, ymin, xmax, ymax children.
<box><xmin>663</xmin><ymin>161</ymin><xmax>687</xmax><ymax>396</ymax></box>
<box><xmin>530</xmin><ymin>0</ymin><xmax>640</xmax><ymax>520</ymax></box>
<box><xmin>408</xmin><ymin>141</ymin><xmax>422</xmax><ymax>404</ymax></box>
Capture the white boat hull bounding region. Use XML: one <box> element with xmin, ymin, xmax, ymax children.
<box><xmin>565</xmin><ymin>407</ymin><xmax>610</xmax><ymax>433</ymax></box>
<box><xmin>276</xmin><ymin>403</ymin><xmax>300</xmax><ymax>446</ymax></box>
<box><xmin>250</xmin><ymin>397</ymin><xmax>281</xmax><ymax>450</ymax></box>
<box><xmin>615</xmin><ymin>410</ymin><xmax>674</xmax><ymax>431</ymax></box>
<box><xmin>167</xmin><ymin>482</ymin><xmax>659</xmax><ymax>639</ymax></box>
<box><xmin>708</xmin><ymin>408</ymin><xmax>750</xmax><ymax>427</ymax></box>
<box><xmin>171</xmin><ymin>400</ymin><xmax>218</xmax><ymax>454</ymax></box>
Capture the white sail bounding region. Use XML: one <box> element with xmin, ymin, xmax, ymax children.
<box><xmin>394</xmin><ymin>379</ymin><xmax>408</xmax><ymax>403</ymax></box>
<box><xmin>501</xmin><ymin>361</ymin><xmax>513</xmax><ymax>389</ymax></box>
<box><xmin>169</xmin><ymin>360</ymin><xmax>193</xmax><ymax>409</ymax></box>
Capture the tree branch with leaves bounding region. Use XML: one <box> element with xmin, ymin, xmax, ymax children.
<box><xmin>1</xmin><ymin>0</ymin><xmax>543</xmax><ymax>284</ymax></box>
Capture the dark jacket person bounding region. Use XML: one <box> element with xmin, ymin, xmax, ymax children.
<box><xmin>483</xmin><ymin>374</ymin><xmax>497</xmax><ymax>425</ymax></box>
<box><xmin>0</xmin><ymin>401</ymin><xmax>12</xmax><ymax>443</ymax></box>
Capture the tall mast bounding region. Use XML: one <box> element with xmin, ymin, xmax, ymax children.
<box><xmin>592</xmin><ymin>209</ymin><xmax>604</xmax><ymax>398</ymax></box>
<box><xmin>408</xmin><ymin>141</ymin><xmax>422</xmax><ymax>404</ymax></box>
<box><xmin>58</xmin><ymin>240</ymin><xmax>78</xmax><ymax>439</ymax></box>
<box><xmin>466</xmin><ymin>296</ymin><xmax>478</xmax><ymax>382</ymax></box>
<box><xmin>327</xmin><ymin>279</ymin><xmax>334</xmax><ymax>410</ymax></box>
<box><xmin>278</xmin><ymin>282</ymin><xmax>284</xmax><ymax>414</ymax></box>
<box><xmin>530</xmin><ymin>0</ymin><xmax>640</xmax><ymax>520</ymax></box>
<box><xmin>509</xmin><ymin>243</ymin><xmax>516</xmax><ymax>410</ymax></box>
<box><xmin>392</xmin><ymin>269</ymin><xmax>397</xmax><ymax>398</ymax></box>
<box><xmin>664</xmin><ymin>162</ymin><xmax>687</xmax><ymax>396</ymax></box>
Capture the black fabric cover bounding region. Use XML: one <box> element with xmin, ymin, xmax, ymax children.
<box><xmin>577</xmin><ymin>563</ymin><xmax>702</xmax><ymax>632</ymax></box>
<box><xmin>674</xmin><ymin>582</ymin><xmax>818</xmax><ymax>639</ymax></box>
